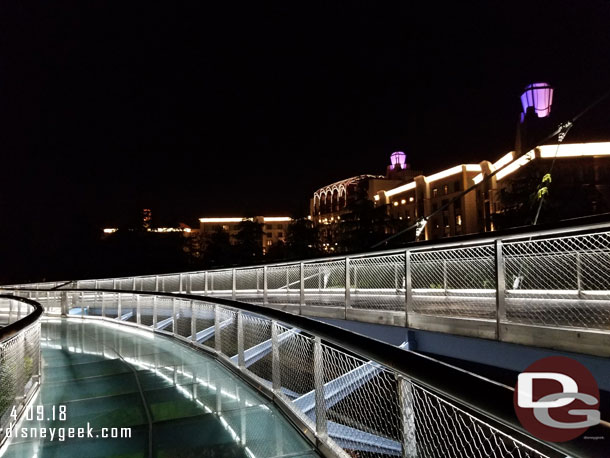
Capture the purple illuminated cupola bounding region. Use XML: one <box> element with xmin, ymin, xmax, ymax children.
<box><xmin>390</xmin><ymin>151</ymin><xmax>407</xmax><ymax>170</ymax></box>
<box><xmin>520</xmin><ymin>82</ymin><xmax>553</xmax><ymax>121</ymax></box>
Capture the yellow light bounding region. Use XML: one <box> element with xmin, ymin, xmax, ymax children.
<box><xmin>496</xmin><ymin>150</ymin><xmax>536</xmax><ymax>181</ymax></box>
<box><xmin>538</xmin><ymin>142</ymin><xmax>610</xmax><ymax>158</ymax></box>
<box><xmin>493</xmin><ymin>151</ymin><xmax>514</xmax><ymax>170</ymax></box>
<box><xmin>473</xmin><ymin>173</ymin><xmax>484</xmax><ymax>185</ymax></box>
<box><xmin>393</xmin><ymin>201</ymin><xmax>399</xmax><ymax>206</ymax></box>
<box><xmin>385</xmin><ymin>181</ymin><xmax>416</xmax><ymax>197</ymax></box>
<box><xmin>400</xmin><ymin>199</ymin><xmax>406</xmax><ymax>204</ymax></box>
<box><xmin>184</xmin><ymin>228</ymin><xmax>192</xmax><ymax>233</ymax></box>
<box><xmin>373</xmin><ymin>195</ymin><xmax>380</xmax><ymax>201</ymax></box>
<box><xmin>199</xmin><ymin>217</ymin><xmax>244</xmax><ymax>223</ymax></box>
<box><xmin>409</xmin><ymin>197</ymin><xmax>414</xmax><ymax>202</ymax></box>
<box><xmin>263</xmin><ymin>217</ymin><xmax>292</xmax><ymax>222</ymax></box>
<box><xmin>465</xmin><ymin>164</ymin><xmax>482</xmax><ymax>173</ymax></box>
<box><xmin>425</xmin><ymin>165</ymin><xmax>463</xmax><ymax>183</ymax></box>
<box><xmin>103</xmin><ymin>228</ymin><xmax>118</xmax><ymax>234</ymax></box>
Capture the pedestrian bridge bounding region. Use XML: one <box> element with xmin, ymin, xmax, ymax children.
<box><xmin>1</xmin><ymin>220</ymin><xmax>609</xmax><ymax>457</ymax></box>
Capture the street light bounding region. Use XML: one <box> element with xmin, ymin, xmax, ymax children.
<box><xmin>520</xmin><ymin>82</ymin><xmax>553</xmax><ymax>120</ymax></box>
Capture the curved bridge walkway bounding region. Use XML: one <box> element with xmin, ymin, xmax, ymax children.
<box><xmin>2</xmin><ymin>319</ymin><xmax>316</xmax><ymax>458</ymax></box>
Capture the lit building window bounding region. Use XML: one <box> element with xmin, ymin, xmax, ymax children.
<box><xmin>444</xmin><ymin>185</ymin><xmax>449</xmax><ymax>195</ymax></box>
<box><xmin>456</xmin><ymin>214</ymin><xmax>462</xmax><ymax>226</ymax></box>
<box><xmin>267</xmin><ymin>240</ymin><xmax>273</xmax><ymax>246</ymax></box>
<box><xmin>433</xmin><ymin>188</ymin><xmax>438</xmax><ymax>197</ymax></box>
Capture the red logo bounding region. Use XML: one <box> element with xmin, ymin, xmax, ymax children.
<box><xmin>514</xmin><ymin>356</ymin><xmax>600</xmax><ymax>442</ymax></box>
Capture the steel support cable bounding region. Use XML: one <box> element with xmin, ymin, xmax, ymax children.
<box><xmin>372</xmin><ymin>88</ymin><xmax>610</xmax><ymax>249</ymax></box>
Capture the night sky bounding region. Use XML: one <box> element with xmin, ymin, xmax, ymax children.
<box><xmin>1</xmin><ymin>1</ymin><xmax>610</xmax><ymax>281</ymax></box>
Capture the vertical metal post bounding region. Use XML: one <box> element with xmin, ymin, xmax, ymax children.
<box><xmin>313</xmin><ymin>337</ymin><xmax>327</xmax><ymax>437</ymax></box>
<box><xmin>495</xmin><ymin>240</ymin><xmax>506</xmax><ymax>340</ymax></box>
<box><xmin>101</xmin><ymin>291</ymin><xmax>106</xmax><ymax>317</ymax></box>
<box><xmin>187</xmin><ymin>274</ymin><xmax>192</xmax><ymax>294</ymax></box>
<box><xmin>132</xmin><ymin>277</ymin><xmax>136</xmax><ymax>291</ymax></box>
<box><xmin>299</xmin><ymin>262</ymin><xmax>305</xmax><ymax>309</ymax></box>
<box><xmin>344</xmin><ymin>257</ymin><xmax>351</xmax><ymax>309</ymax></box>
<box><xmin>232</xmin><ymin>269</ymin><xmax>236</xmax><ymax>300</ymax></box>
<box><xmin>117</xmin><ymin>293</ymin><xmax>122</xmax><ymax>320</ymax></box>
<box><xmin>442</xmin><ymin>259</ymin><xmax>448</xmax><ymax>294</ymax></box>
<box><xmin>286</xmin><ymin>268</ymin><xmax>290</xmax><ymax>292</ymax></box>
<box><xmin>405</xmin><ymin>250</ymin><xmax>413</xmax><ymax>327</ymax></box>
<box><xmin>215</xmin><ymin>305</ymin><xmax>222</xmax><ymax>353</ymax></box>
<box><xmin>113</xmin><ymin>279</ymin><xmax>117</xmax><ymax>291</ymax></box>
<box><xmin>155</xmin><ymin>275</ymin><xmax>159</xmax><ymax>292</ymax></box>
<box><xmin>204</xmin><ymin>271</ymin><xmax>209</xmax><ymax>294</ymax></box>
<box><xmin>271</xmin><ymin>321</ymin><xmax>280</xmax><ymax>392</ymax></box>
<box><xmin>80</xmin><ymin>292</ymin><xmax>84</xmax><ymax>318</ymax></box>
<box><xmin>172</xmin><ymin>297</ymin><xmax>178</xmax><ymax>334</ymax></box>
<box><xmin>60</xmin><ymin>291</ymin><xmax>68</xmax><ymax>317</ymax></box>
<box><xmin>576</xmin><ymin>252</ymin><xmax>583</xmax><ymax>299</ymax></box>
<box><xmin>237</xmin><ymin>311</ymin><xmax>245</xmax><ymax>368</ymax></box>
<box><xmin>152</xmin><ymin>296</ymin><xmax>158</xmax><ymax>328</ymax></box>
<box><xmin>190</xmin><ymin>300</ymin><xmax>196</xmax><ymax>341</ymax></box>
<box><xmin>179</xmin><ymin>273</ymin><xmax>184</xmax><ymax>293</ymax></box>
<box><xmin>397</xmin><ymin>375</ymin><xmax>417</xmax><ymax>458</ymax></box>
<box><xmin>263</xmin><ymin>266</ymin><xmax>268</xmax><ymax>304</ymax></box>
<box><xmin>136</xmin><ymin>295</ymin><xmax>141</xmax><ymax>325</ymax></box>
<box><xmin>95</xmin><ymin>280</ymin><xmax>99</xmax><ymax>290</ymax></box>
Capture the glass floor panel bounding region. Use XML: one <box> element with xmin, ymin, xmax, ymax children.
<box><xmin>1</xmin><ymin>319</ymin><xmax>317</xmax><ymax>458</ymax></box>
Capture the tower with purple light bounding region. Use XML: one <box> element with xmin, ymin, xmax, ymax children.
<box><xmin>390</xmin><ymin>151</ymin><xmax>407</xmax><ymax>170</ymax></box>
<box><xmin>520</xmin><ymin>82</ymin><xmax>553</xmax><ymax>121</ymax></box>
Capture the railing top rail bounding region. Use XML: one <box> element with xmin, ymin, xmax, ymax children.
<box><xmin>17</xmin><ymin>286</ymin><xmax>569</xmax><ymax>457</ymax></box>
<box><xmin>0</xmin><ymin>294</ymin><xmax>44</xmax><ymax>343</ymax></box>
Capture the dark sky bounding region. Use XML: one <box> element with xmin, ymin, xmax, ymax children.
<box><xmin>1</xmin><ymin>1</ymin><xmax>610</xmax><ymax>280</ymax></box>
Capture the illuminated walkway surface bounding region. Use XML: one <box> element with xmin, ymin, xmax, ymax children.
<box><xmin>2</xmin><ymin>320</ymin><xmax>316</xmax><ymax>458</ymax></box>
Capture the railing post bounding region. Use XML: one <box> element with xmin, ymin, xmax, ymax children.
<box><xmin>397</xmin><ymin>375</ymin><xmax>417</xmax><ymax>458</ymax></box>
<box><xmin>576</xmin><ymin>252</ymin><xmax>583</xmax><ymax>299</ymax></box>
<box><xmin>232</xmin><ymin>269</ymin><xmax>237</xmax><ymax>300</ymax></box>
<box><xmin>60</xmin><ymin>291</ymin><xmax>68</xmax><ymax>317</ymax></box>
<box><xmin>155</xmin><ymin>275</ymin><xmax>159</xmax><ymax>292</ymax></box>
<box><xmin>237</xmin><ymin>311</ymin><xmax>245</xmax><ymax>369</ymax></box>
<box><xmin>286</xmin><ymin>268</ymin><xmax>290</xmax><ymax>292</ymax></box>
<box><xmin>101</xmin><ymin>291</ymin><xmax>106</xmax><ymax>317</ymax></box>
<box><xmin>179</xmin><ymin>273</ymin><xmax>184</xmax><ymax>294</ymax></box>
<box><xmin>263</xmin><ymin>266</ymin><xmax>268</xmax><ymax>304</ymax></box>
<box><xmin>187</xmin><ymin>274</ymin><xmax>192</xmax><ymax>294</ymax></box>
<box><xmin>300</xmin><ymin>262</ymin><xmax>305</xmax><ymax>311</ymax></box>
<box><xmin>172</xmin><ymin>297</ymin><xmax>178</xmax><ymax>334</ymax></box>
<box><xmin>442</xmin><ymin>259</ymin><xmax>448</xmax><ymax>295</ymax></box>
<box><xmin>113</xmin><ymin>279</ymin><xmax>117</xmax><ymax>291</ymax></box>
<box><xmin>204</xmin><ymin>271</ymin><xmax>209</xmax><ymax>294</ymax></box>
<box><xmin>190</xmin><ymin>300</ymin><xmax>196</xmax><ymax>341</ymax></box>
<box><xmin>152</xmin><ymin>296</ymin><xmax>158</xmax><ymax>328</ymax></box>
<box><xmin>344</xmin><ymin>257</ymin><xmax>351</xmax><ymax>309</ymax></box>
<box><xmin>136</xmin><ymin>295</ymin><xmax>141</xmax><ymax>325</ymax></box>
<box><xmin>117</xmin><ymin>293</ymin><xmax>122</xmax><ymax>320</ymax></box>
<box><xmin>132</xmin><ymin>277</ymin><xmax>136</xmax><ymax>291</ymax></box>
<box><xmin>495</xmin><ymin>240</ymin><xmax>506</xmax><ymax>340</ymax></box>
<box><xmin>215</xmin><ymin>305</ymin><xmax>222</xmax><ymax>353</ymax></box>
<box><xmin>405</xmin><ymin>250</ymin><xmax>413</xmax><ymax>327</ymax></box>
<box><xmin>80</xmin><ymin>292</ymin><xmax>84</xmax><ymax>318</ymax></box>
<box><xmin>271</xmin><ymin>321</ymin><xmax>281</xmax><ymax>392</ymax></box>
<box><xmin>313</xmin><ymin>336</ymin><xmax>327</xmax><ymax>437</ymax></box>
<box><xmin>95</xmin><ymin>280</ymin><xmax>99</xmax><ymax>290</ymax></box>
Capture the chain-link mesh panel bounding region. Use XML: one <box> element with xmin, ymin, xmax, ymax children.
<box><xmin>208</xmin><ymin>270</ymin><xmax>232</xmax><ymax>294</ymax></box>
<box><xmin>190</xmin><ymin>272</ymin><xmax>206</xmax><ymax>293</ymax></box>
<box><xmin>138</xmin><ymin>295</ymin><xmax>154</xmax><ymax>327</ymax></box>
<box><xmin>77</xmin><ymin>280</ymin><xmax>96</xmax><ymax>289</ymax></box>
<box><xmin>218</xmin><ymin>307</ymin><xmax>238</xmax><ymax>358</ymax></box>
<box><xmin>160</xmin><ymin>275</ymin><xmax>180</xmax><ymax>293</ymax></box>
<box><xmin>139</xmin><ymin>276</ymin><xmax>156</xmax><ymax>292</ymax></box>
<box><xmin>176</xmin><ymin>299</ymin><xmax>193</xmax><ymax>338</ymax></box>
<box><xmin>102</xmin><ymin>293</ymin><xmax>119</xmax><ymax>319</ymax></box>
<box><xmin>193</xmin><ymin>301</ymin><xmax>216</xmax><ymax>349</ymax></box>
<box><xmin>408</xmin><ymin>383</ymin><xmax>548</xmax><ymax>458</ymax></box>
<box><xmin>266</xmin><ymin>264</ymin><xmax>300</xmax><ymax>304</ymax></box>
<box><xmin>503</xmin><ymin>231</ymin><xmax>610</xmax><ymax>329</ymax></box>
<box><xmin>97</xmin><ymin>279</ymin><xmax>114</xmax><ymax>290</ymax></box>
<box><xmin>350</xmin><ymin>253</ymin><xmax>405</xmax><ymax>311</ymax></box>
<box><xmin>0</xmin><ymin>321</ymin><xmax>41</xmax><ymax>447</ymax></box>
<box><xmin>304</xmin><ymin>260</ymin><xmax>345</xmax><ymax>307</ymax></box>
<box><xmin>321</xmin><ymin>344</ymin><xmax>402</xmax><ymax>458</ymax></box>
<box><xmin>242</xmin><ymin>314</ymin><xmax>273</xmax><ymax>384</ymax></box>
<box><xmin>154</xmin><ymin>296</ymin><xmax>174</xmax><ymax>332</ymax></box>
<box><xmin>235</xmin><ymin>268</ymin><xmax>262</xmax><ymax>292</ymax></box>
<box><xmin>411</xmin><ymin>244</ymin><xmax>496</xmax><ymax>319</ymax></box>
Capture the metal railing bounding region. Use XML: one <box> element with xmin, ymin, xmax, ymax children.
<box><xmin>4</xmin><ymin>220</ymin><xmax>610</xmax><ymax>356</ymax></box>
<box><xmin>11</xmin><ymin>288</ymin><xmax>567</xmax><ymax>458</ymax></box>
<box><xmin>0</xmin><ymin>296</ymin><xmax>43</xmax><ymax>449</ymax></box>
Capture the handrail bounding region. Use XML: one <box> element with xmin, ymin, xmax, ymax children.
<box><xmin>0</xmin><ymin>295</ymin><xmax>44</xmax><ymax>342</ymax></box>
<box><xmin>12</xmin><ymin>287</ymin><xmax>572</xmax><ymax>458</ymax></box>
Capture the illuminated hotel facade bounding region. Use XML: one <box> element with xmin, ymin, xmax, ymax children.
<box><xmin>311</xmin><ymin>143</ymin><xmax>610</xmax><ymax>245</ymax></box>
<box><xmin>377</xmin><ymin>142</ymin><xmax>610</xmax><ymax>240</ymax></box>
<box><xmin>199</xmin><ymin>216</ymin><xmax>293</xmax><ymax>253</ymax></box>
